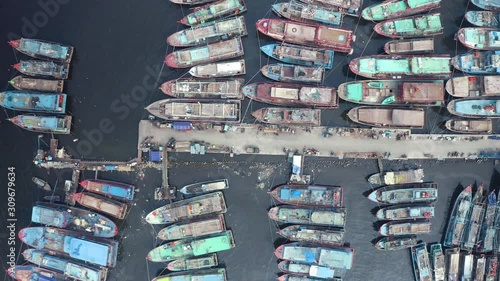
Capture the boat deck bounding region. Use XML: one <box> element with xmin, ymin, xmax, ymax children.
<box><xmin>379</xmin><ymin>187</ymin><xmax>437</xmax><ymax>203</ymax></box>
<box><xmin>191</xmin><ymin>60</ymin><xmax>245</xmax><ymax>77</ymax></box>
<box><xmin>387</xmin><ymin>38</ymin><xmax>434</xmax><ymax>54</ymax></box>
<box><xmin>170</xmin><ymin>197</ymin><xmax>226</xmax><ymax>219</ymax></box>
<box><xmin>272</xmin><ymin>64</ymin><xmax>323</xmax><ymax>82</ymax></box>
<box><xmin>463</xmin><ymin>29</ymin><xmax>500</xmax><ymax>49</ymax></box>
<box><xmin>184</xmin><ymin>17</ymin><xmax>245</xmax><ymax>42</ymax></box>
<box><xmin>401</xmin><ymin>82</ymin><xmax>444</xmax><ymax>102</ymax></box>
<box><xmin>11</xmin><ymin>77</ymin><xmax>63</xmax><ymax>92</ymax></box>
<box><xmin>387</xmin><ymin>222</ymin><xmax>431</xmax><ymax>235</ymax></box>
<box><xmin>19</xmin><ymin>39</ymin><xmax>72</xmax><ymax>61</ymax></box>
<box><xmin>166</xmin><ymin>217</ymin><xmax>225</xmax><ymax>238</ymax></box>
<box><xmin>77</xmin><ymin>193</ymin><xmax>126</xmax><ymax>218</ymax></box>
<box><xmin>164</xmin><ymin>102</ymin><xmax>239</xmax><ymax>120</ymax></box>
<box><xmin>282</xmin><ymin>246</ymin><xmax>353</xmax><ymax>269</ymax></box>
<box><xmin>176</xmin><ymin>38</ymin><xmax>243</xmax><ymax>64</ymax></box>
<box><xmin>357</xmin><ymin>108</ymin><xmax>425</xmax><ymax>127</ymax></box>
<box><xmin>275</xmin><ymin>45</ymin><xmax>332</xmax><ymax>64</ymax></box>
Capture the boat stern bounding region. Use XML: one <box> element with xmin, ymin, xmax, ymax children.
<box><xmin>256</xmin><ymin>19</ymin><xmax>270</xmax><ymax>35</ymax></box>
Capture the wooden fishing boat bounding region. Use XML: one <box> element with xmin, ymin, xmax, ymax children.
<box><xmin>375</xmin><ymin>235</ymin><xmax>419</xmax><ymax>251</ymax></box>
<box><xmin>167</xmin><ymin>16</ymin><xmax>247</xmax><ymax>47</ymax></box>
<box><xmin>362</xmin><ymin>0</ymin><xmax>441</xmax><ymax>21</ymax></box>
<box><xmin>7</xmin><ymin>265</ymin><xmax>66</xmax><ymax>281</ymax></box>
<box><xmin>338</xmin><ymin>80</ymin><xmax>444</xmax><ymax>106</ymax></box>
<box><xmin>457</xmin><ymin>28</ymin><xmax>500</xmax><ymax>50</ymax></box>
<box><xmin>178</xmin><ymin>0</ymin><xmax>246</xmax><ymax>26</ymax></box>
<box><xmin>9</xmin><ymin>115</ymin><xmax>72</xmax><ymax>134</ymax></box>
<box><xmin>188</xmin><ymin>59</ymin><xmax>245</xmax><ymax>78</ymax></box>
<box><xmin>278</xmin><ymin>261</ymin><xmax>337</xmax><ymax>279</ymax></box>
<box><xmin>170</xmin><ymin>0</ymin><xmax>217</xmax><ymax>4</ymax></box>
<box><xmin>164</xmin><ymin>37</ymin><xmax>244</xmax><ymax>68</ymax></box>
<box><xmin>444</xmin><ymin>185</ymin><xmax>473</xmax><ymax>247</ymax></box>
<box><xmin>260</xmin><ymin>43</ymin><xmax>335</xmax><ymax>69</ymax></box>
<box><xmin>462</xmin><ymin>254</ymin><xmax>474</xmax><ymax>280</ymax></box>
<box><xmin>278</xmin><ymin>225</ymin><xmax>344</xmax><ymax>246</ymax></box>
<box><xmin>472</xmin><ymin>0</ymin><xmax>500</xmax><ymax>11</ymax></box>
<box><xmin>479</xmin><ymin>191</ymin><xmax>497</xmax><ymax>252</ymax></box>
<box><xmin>8</xmin><ymin>38</ymin><xmax>74</xmax><ymax>63</ymax></box>
<box><xmin>349</xmin><ymin>55</ymin><xmax>452</xmax><ymax>79</ymax></box>
<box><xmin>411</xmin><ymin>243</ymin><xmax>433</xmax><ymax>281</ymax></box>
<box><xmin>462</xmin><ymin>184</ymin><xmax>486</xmax><ymax>251</ymax></box>
<box><xmin>243</xmin><ymin>82</ymin><xmax>338</xmax><ymax>108</ymax></box>
<box><xmin>157</xmin><ymin>214</ymin><xmax>226</xmax><ymax>240</ymax></box>
<box><xmin>268</xmin><ymin>206</ymin><xmax>346</xmax><ymax>227</ymax></box>
<box><xmin>475</xmin><ymin>255</ymin><xmax>486</xmax><ymax>281</ymax></box>
<box><xmin>32</xmin><ymin>177</ymin><xmax>51</xmax><ymax>191</ymax></box>
<box><xmin>167</xmin><ymin>254</ymin><xmax>218</xmax><ymax>271</ymax></box>
<box><xmin>300</xmin><ymin>0</ymin><xmax>362</xmax><ymax>16</ymax></box>
<box><xmin>256</xmin><ymin>18</ymin><xmax>355</xmax><ymax>54</ymax></box>
<box><xmin>252</xmin><ymin>107</ymin><xmax>321</xmax><ymax>126</ymax></box>
<box><xmin>277</xmin><ymin>274</ymin><xmax>342</xmax><ymax>281</ymax></box>
<box><xmin>12</xmin><ymin>60</ymin><xmax>69</xmax><ymax>79</ymax></box>
<box><xmin>376</xmin><ymin>204</ymin><xmax>434</xmax><ymax>220</ymax></box>
<box><xmin>367</xmin><ymin>169</ymin><xmax>425</xmax><ymax>185</ymax></box>
<box><xmin>430</xmin><ymin>244</ymin><xmax>445</xmax><ymax>281</ymax></box>
<box><xmin>275</xmin><ymin>243</ymin><xmax>354</xmax><ymax>269</ymax></box>
<box><xmin>451</xmin><ymin>51</ymin><xmax>500</xmax><ymax>74</ymax></box>
<box><xmin>180</xmin><ymin>179</ymin><xmax>229</xmax><ymax>195</ymax></box>
<box><xmin>79</xmin><ymin>179</ymin><xmax>135</xmax><ymax>201</ymax></box>
<box><xmin>146</xmin><ymin>99</ymin><xmax>241</xmax><ymax>123</ymax></box>
<box><xmin>465</xmin><ymin>11</ymin><xmax>500</xmax><ymax>28</ymax></box>
<box><xmin>9</xmin><ymin>76</ymin><xmax>63</xmax><ymax>93</ymax></box>
<box><xmin>447</xmin><ymin>97</ymin><xmax>500</xmax><ymax>118</ymax></box>
<box><xmin>272</xmin><ymin>0</ymin><xmax>343</xmax><ymax>26</ymax></box>
<box><xmin>368</xmin><ymin>183</ymin><xmax>438</xmax><ymax>204</ymax></box>
<box><xmin>445</xmin><ymin>248</ymin><xmax>460</xmax><ymax>281</ymax></box>
<box><xmin>445</xmin><ymin>119</ymin><xmax>493</xmax><ymax>134</ymax></box>
<box><xmin>160</xmin><ymin>78</ymin><xmax>244</xmax><ymax>99</ymax></box>
<box><xmin>384</xmin><ymin>38</ymin><xmax>434</xmax><ymax>54</ymax></box>
<box><xmin>347</xmin><ymin>107</ymin><xmax>425</xmax><ymax>128</ymax></box>
<box><xmin>261</xmin><ymin>64</ymin><xmax>324</xmax><ymax>84</ymax></box>
<box><xmin>270</xmin><ymin>184</ymin><xmax>343</xmax><ymax>207</ymax></box>
<box><xmin>153</xmin><ymin>269</ymin><xmax>227</xmax><ymax>281</ymax></box>
<box><xmin>446</xmin><ymin>76</ymin><xmax>500</xmax><ymax>97</ymax></box>
<box><xmin>379</xmin><ymin>220</ymin><xmax>431</xmax><ymax>236</ymax></box>
<box><xmin>374</xmin><ymin>13</ymin><xmax>443</xmax><ymax>38</ymax></box>
<box><xmin>73</xmin><ymin>192</ymin><xmax>128</xmax><ymax>220</ymax></box>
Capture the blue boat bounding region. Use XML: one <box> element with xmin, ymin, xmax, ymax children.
<box><xmin>80</xmin><ymin>179</ymin><xmax>135</xmax><ymax>201</ymax></box>
<box><xmin>411</xmin><ymin>243</ymin><xmax>433</xmax><ymax>281</ymax></box>
<box><xmin>472</xmin><ymin>0</ymin><xmax>500</xmax><ymax>11</ymax></box>
<box><xmin>261</xmin><ymin>64</ymin><xmax>324</xmax><ymax>84</ymax></box>
<box><xmin>447</xmin><ymin>97</ymin><xmax>500</xmax><ymax>118</ymax></box>
<box><xmin>0</xmin><ymin>91</ymin><xmax>66</xmax><ymax>113</ymax></box>
<box><xmin>452</xmin><ymin>51</ymin><xmax>500</xmax><ymax>74</ymax></box>
<box><xmin>22</xmin><ymin>249</ymin><xmax>108</xmax><ymax>281</ymax></box>
<box><xmin>8</xmin><ymin>38</ymin><xmax>74</xmax><ymax>62</ymax></box>
<box><xmin>19</xmin><ymin>227</ymin><xmax>119</xmax><ymax>267</ymax></box>
<box><xmin>31</xmin><ymin>202</ymin><xmax>118</xmax><ymax>238</ymax></box>
<box><xmin>260</xmin><ymin>43</ymin><xmax>334</xmax><ymax>69</ymax></box>
<box><xmin>7</xmin><ymin>265</ymin><xmax>66</xmax><ymax>281</ymax></box>
<box><xmin>272</xmin><ymin>0</ymin><xmax>343</xmax><ymax>26</ymax></box>
<box><xmin>465</xmin><ymin>11</ymin><xmax>500</xmax><ymax>28</ymax></box>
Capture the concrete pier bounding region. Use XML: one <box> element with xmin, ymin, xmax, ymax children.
<box><xmin>138</xmin><ymin>120</ymin><xmax>499</xmax><ymax>160</ymax></box>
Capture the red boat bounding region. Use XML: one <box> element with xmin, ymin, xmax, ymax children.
<box><xmin>242</xmin><ymin>82</ymin><xmax>338</xmax><ymax>108</ymax></box>
<box><xmin>79</xmin><ymin>179</ymin><xmax>135</xmax><ymax>201</ymax></box>
<box><xmin>73</xmin><ymin>193</ymin><xmax>128</xmax><ymax>220</ymax></box>
<box><xmin>256</xmin><ymin>18</ymin><xmax>355</xmax><ymax>54</ymax></box>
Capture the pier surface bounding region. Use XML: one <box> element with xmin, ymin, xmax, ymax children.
<box><xmin>138</xmin><ymin>120</ymin><xmax>498</xmax><ymax>160</ymax></box>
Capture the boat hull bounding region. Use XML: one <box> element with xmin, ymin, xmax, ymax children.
<box><xmin>160</xmin><ymin>78</ymin><xmax>244</xmax><ymax>99</ymax></box>
<box><xmin>268</xmin><ymin>206</ymin><xmax>346</xmax><ymax>227</ymax></box>
<box><xmin>8</xmin><ymin>115</ymin><xmax>72</xmax><ymax>134</ymax></box>
<box><xmin>278</xmin><ymin>225</ymin><xmax>345</xmax><ymax>246</ymax></box>
<box><xmin>379</xmin><ymin>220</ymin><xmax>431</xmax><ymax>236</ymax></box>
<box><xmin>13</xmin><ymin>60</ymin><xmax>69</xmax><ymax>79</ymax></box>
<box><xmin>166</xmin><ymin>254</ymin><xmax>218</xmax><ymax>271</ymax></box>
<box><xmin>18</xmin><ymin>227</ymin><xmax>119</xmax><ymax>267</ymax></box>
<box><xmin>272</xmin><ymin>1</ymin><xmax>343</xmax><ymax>26</ymax></box>
<box><xmin>275</xmin><ymin>243</ymin><xmax>355</xmax><ymax>270</ymax></box>
<box><xmin>152</xmin><ymin>269</ymin><xmax>227</xmax><ymax>281</ymax></box>
<box><xmin>444</xmin><ymin>185</ymin><xmax>473</xmax><ymax>247</ymax></box>
<box><xmin>445</xmin><ymin>76</ymin><xmax>500</xmax><ymax>97</ymax></box>
<box><xmin>445</xmin><ymin>119</ymin><xmax>493</xmax><ymax>134</ymax></box>
<box><xmin>338</xmin><ymin>80</ymin><xmax>444</xmax><ymax>106</ymax></box>
<box><xmin>349</xmin><ymin>55</ymin><xmax>452</xmax><ymax>79</ymax></box>
<box><xmin>457</xmin><ymin>28</ymin><xmax>500</xmax><ymax>50</ymax></box>
<box><xmin>374</xmin><ymin>235</ymin><xmax>418</xmax><ymax>250</ymax></box>
<box><xmin>31</xmin><ymin>202</ymin><xmax>118</xmax><ymax>237</ymax></box>
<box><xmin>261</xmin><ymin>64</ymin><xmax>324</xmax><ymax>84</ymax></box>
<box><xmin>472</xmin><ymin>0</ymin><xmax>500</xmax><ymax>11</ymax></box>
<box><xmin>178</xmin><ymin>0</ymin><xmax>247</xmax><ymax>26</ymax></box>
<box><xmin>465</xmin><ymin>11</ymin><xmax>500</xmax><ymax>28</ymax></box>
<box><xmin>73</xmin><ymin>192</ymin><xmax>128</xmax><ymax>220</ymax></box>
<box><xmin>146</xmin><ymin>191</ymin><xmax>227</xmax><ymax>224</ymax></box>
<box><xmin>189</xmin><ymin>59</ymin><xmax>246</xmax><ymax>78</ymax></box>
<box><xmin>0</xmin><ymin>91</ymin><xmax>66</xmax><ymax>113</ymax></box>
<box><xmin>252</xmin><ymin>107</ymin><xmax>321</xmax><ymax>126</ymax></box>
<box><xmin>7</xmin><ymin>265</ymin><xmax>66</xmax><ymax>281</ymax></box>
<box><xmin>158</xmin><ymin>214</ymin><xmax>226</xmax><ymax>240</ymax></box>
<box><xmin>79</xmin><ymin>179</ymin><xmax>135</xmax><ymax>201</ymax></box>
<box><xmin>169</xmin><ymin>0</ymin><xmax>217</xmax><ymax>5</ymax></box>
<box><xmin>451</xmin><ymin>51</ymin><xmax>500</xmax><ymax>74</ymax></box>
<box><xmin>9</xmin><ymin>38</ymin><xmax>74</xmax><ymax>62</ymax></box>
<box><xmin>376</xmin><ymin>204</ymin><xmax>434</xmax><ymax>220</ymax></box>
<box><xmin>243</xmin><ymin>82</ymin><xmax>338</xmax><ymax>108</ymax></box>
<box><xmin>362</xmin><ymin>0</ymin><xmax>441</xmax><ymax>21</ymax></box>
<box><xmin>374</xmin><ymin>14</ymin><xmax>443</xmax><ymax>38</ymax></box>
<box><xmin>367</xmin><ymin>183</ymin><xmax>438</xmax><ymax>204</ymax></box>
<box><xmin>277</xmin><ymin>261</ymin><xmax>337</xmax><ymax>279</ymax></box>
<box><xmin>146</xmin><ymin>99</ymin><xmax>241</xmax><ymax>123</ymax></box>
<box><xmin>260</xmin><ymin>43</ymin><xmax>335</xmax><ymax>69</ymax></box>
<box><xmin>269</xmin><ymin>184</ymin><xmax>343</xmax><ymax>207</ymax></box>
<box><xmin>384</xmin><ymin>38</ymin><xmax>435</xmax><ymax>55</ymax></box>
<box><xmin>180</xmin><ymin>179</ymin><xmax>229</xmax><ymax>195</ymax></box>
<box><xmin>9</xmin><ymin>76</ymin><xmax>64</xmax><ymax>92</ymax></box>
<box><xmin>446</xmin><ymin>97</ymin><xmax>500</xmax><ymax>118</ymax></box>
<box><xmin>255</xmin><ymin>18</ymin><xmax>355</xmax><ymax>54</ymax></box>
<box><xmin>347</xmin><ymin>106</ymin><xmax>425</xmax><ymax>128</ymax></box>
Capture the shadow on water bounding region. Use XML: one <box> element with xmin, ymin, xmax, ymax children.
<box><xmin>273</xmin><ymin>237</ymin><xmax>288</xmax><ymax>248</ymax></box>
<box><xmin>440</xmin><ymin>182</ymin><xmax>466</xmax><ymax>244</ymax></box>
<box><xmin>372</xmin><ymin>220</ymin><xmax>387</xmax><ymax>232</ymax></box>
<box><xmin>370</xmin><ymin>206</ymin><xmax>380</xmax><ymax>216</ymax></box>
<box><xmin>488</xmin><ymin>167</ymin><xmax>500</xmax><ymax>191</ymax></box>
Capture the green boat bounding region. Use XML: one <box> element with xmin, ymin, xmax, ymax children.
<box><xmin>374</xmin><ymin>13</ymin><xmax>443</xmax><ymax>38</ymax></box>
<box><xmin>152</xmin><ymin>269</ymin><xmax>227</xmax><ymax>281</ymax></box>
<box><xmin>457</xmin><ymin>28</ymin><xmax>500</xmax><ymax>50</ymax></box>
<box><xmin>146</xmin><ymin>231</ymin><xmax>235</xmax><ymax>262</ymax></box>
<box><xmin>349</xmin><ymin>55</ymin><xmax>452</xmax><ymax>79</ymax></box>
<box><xmin>465</xmin><ymin>11</ymin><xmax>500</xmax><ymax>28</ymax></box>
<box><xmin>362</xmin><ymin>0</ymin><xmax>441</xmax><ymax>21</ymax></box>
<box><xmin>167</xmin><ymin>254</ymin><xmax>218</xmax><ymax>271</ymax></box>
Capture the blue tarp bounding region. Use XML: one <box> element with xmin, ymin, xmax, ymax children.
<box><xmin>173</xmin><ymin>122</ymin><xmax>191</xmax><ymax>131</ymax></box>
<box><xmin>104</xmin><ymin>165</ymin><xmax>117</xmax><ymax>171</ymax></box>
<box><xmin>291</xmin><ymin>190</ymin><xmax>303</xmax><ymax>198</ymax></box>
<box><xmin>280</xmin><ymin>189</ymin><xmax>291</xmax><ymax>200</ymax></box>
<box><xmin>64</xmin><ymin>237</ymin><xmax>109</xmax><ymax>266</ymax></box>
<box><xmin>305</xmin><ymin>252</ymin><xmax>316</xmax><ymax>263</ymax></box>
<box><xmin>149</xmin><ymin>151</ymin><xmax>162</xmax><ymax>162</ymax></box>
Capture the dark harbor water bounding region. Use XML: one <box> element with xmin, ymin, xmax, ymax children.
<box><xmin>0</xmin><ymin>0</ymin><xmax>499</xmax><ymax>280</ymax></box>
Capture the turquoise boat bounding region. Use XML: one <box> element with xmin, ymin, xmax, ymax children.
<box><xmin>349</xmin><ymin>55</ymin><xmax>451</xmax><ymax>79</ymax></box>
<box><xmin>153</xmin><ymin>269</ymin><xmax>227</xmax><ymax>281</ymax></box>
<box><xmin>275</xmin><ymin>243</ymin><xmax>355</xmax><ymax>270</ymax></box>
<box><xmin>374</xmin><ymin>13</ymin><xmax>443</xmax><ymax>38</ymax></box>
<box><xmin>362</xmin><ymin>0</ymin><xmax>441</xmax><ymax>21</ymax></box>
<box><xmin>146</xmin><ymin>231</ymin><xmax>235</xmax><ymax>262</ymax></box>
<box><xmin>272</xmin><ymin>0</ymin><xmax>342</xmax><ymax>26</ymax></box>
<box><xmin>22</xmin><ymin>249</ymin><xmax>108</xmax><ymax>281</ymax></box>
<box><xmin>9</xmin><ymin>115</ymin><xmax>72</xmax><ymax>134</ymax></box>
<box><xmin>8</xmin><ymin>38</ymin><xmax>73</xmax><ymax>62</ymax></box>
<box><xmin>465</xmin><ymin>11</ymin><xmax>500</xmax><ymax>28</ymax></box>
<box><xmin>0</xmin><ymin>91</ymin><xmax>66</xmax><ymax>113</ymax></box>
<box><xmin>7</xmin><ymin>265</ymin><xmax>66</xmax><ymax>281</ymax></box>
<box><xmin>13</xmin><ymin>60</ymin><xmax>69</xmax><ymax>79</ymax></box>
<box><xmin>457</xmin><ymin>28</ymin><xmax>500</xmax><ymax>50</ymax></box>
<box><xmin>178</xmin><ymin>0</ymin><xmax>247</xmax><ymax>26</ymax></box>
<box><xmin>452</xmin><ymin>51</ymin><xmax>500</xmax><ymax>74</ymax></box>
<box><xmin>260</xmin><ymin>43</ymin><xmax>334</xmax><ymax>69</ymax></box>
<box><xmin>472</xmin><ymin>0</ymin><xmax>500</xmax><ymax>11</ymax></box>
<box><xmin>447</xmin><ymin>97</ymin><xmax>500</xmax><ymax>118</ymax></box>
